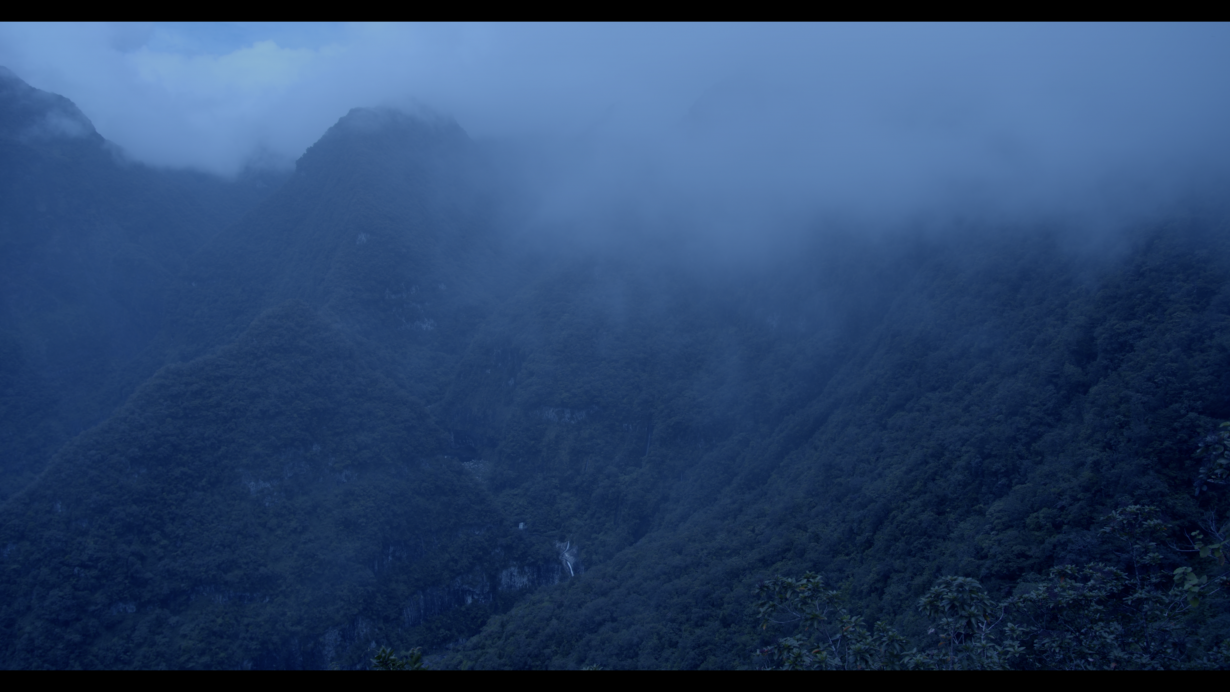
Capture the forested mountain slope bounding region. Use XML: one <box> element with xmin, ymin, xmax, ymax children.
<box><xmin>1</xmin><ymin>67</ymin><xmax>1228</xmax><ymax>668</ymax></box>
<box><xmin>161</xmin><ymin>106</ymin><xmax>499</xmax><ymax>379</ymax></box>
<box><xmin>0</xmin><ymin>68</ymin><xmax>282</xmax><ymax>501</ymax></box>
<box><xmin>0</xmin><ymin>86</ymin><xmax>556</xmax><ymax>669</ymax></box>
<box><xmin>448</xmin><ymin>222</ymin><xmax>1230</xmax><ymax>669</ymax></box>
<box><xmin>0</xmin><ymin>301</ymin><xmax>554</xmax><ymax>668</ymax></box>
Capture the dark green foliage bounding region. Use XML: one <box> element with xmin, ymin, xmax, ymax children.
<box><xmin>0</xmin><ymin>302</ymin><xmax>546</xmax><ymax>669</ymax></box>
<box><xmin>4</xmin><ymin>67</ymin><xmax>1230</xmax><ymax>669</ymax></box>
<box><xmin>755</xmin><ymin>572</ymin><xmax>913</xmax><ymax>670</ymax></box>
<box><xmin>370</xmin><ymin>646</ymin><xmax>425</xmax><ymax>670</ymax></box>
<box><xmin>1194</xmin><ymin>422</ymin><xmax>1230</xmax><ymax>496</ymax></box>
<box><xmin>447</xmin><ymin>221</ymin><xmax>1230</xmax><ymax>669</ymax></box>
<box><xmin>0</xmin><ymin>69</ymin><xmax>284</xmax><ymax>502</ymax></box>
<box><xmin>757</xmin><ymin>502</ymin><xmax>1230</xmax><ymax>670</ymax></box>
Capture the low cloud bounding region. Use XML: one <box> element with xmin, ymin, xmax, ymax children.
<box><xmin>1</xmin><ymin>23</ymin><xmax>1227</xmax><ymax>245</ymax></box>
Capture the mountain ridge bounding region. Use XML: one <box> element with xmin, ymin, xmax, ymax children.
<box><xmin>1</xmin><ymin>68</ymin><xmax>1228</xmax><ymax>668</ymax></box>
<box><xmin>0</xmin><ymin>68</ymin><xmax>284</xmax><ymax>502</ymax></box>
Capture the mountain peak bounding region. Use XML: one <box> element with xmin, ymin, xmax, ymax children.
<box><xmin>0</xmin><ymin>66</ymin><xmax>99</xmax><ymax>144</ymax></box>
<box><xmin>334</xmin><ymin>105</ymin><xmax>460</xmax><ymax>136</ymax></box>
<box><xmin>295</xmin><ymin>105</ymin><xmax>470</xmax><ymax>174</ymax></box>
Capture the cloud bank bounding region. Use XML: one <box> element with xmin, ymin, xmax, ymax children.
<box><xmin>2</xmin><ymin>23</ymin><xmax>1228</xmax><ymax>241</ymax></box>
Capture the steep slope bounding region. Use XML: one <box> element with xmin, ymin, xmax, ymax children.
<box><xmin>162</xmin><ymin>107</ymin><xmax>499</xmax><ymax>398</ymax></box>
<box><xmin>429</xmin><ymin>231</ymin><xmax>908</xmax><ymax>571</ymax></box>
<box><xmin>4</xmin><ymin>69</ymin><xmax>1229</xmax><ymax>669</ymax></box>
<box><xmin>0</xmin><ymin>67</ymin><xmax>282</xmax><ymax>501</ymax></box>
<box><xmin>0</xmin><ymin>301</ymin><xmax>556</xmax><ymax>669</ymax></box>
<box><xmin>0</xmin><ymin>95</ymin><xmax>578</xmax><ymax>669</ymax></box>
<box><xmin>448</xmin><ymin>221</ymin><xmax>1230</xmax><ymax>669</ymax></box>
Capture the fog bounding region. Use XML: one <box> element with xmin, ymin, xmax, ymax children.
<box><xmin>3</xmin><ymin>23</ymin><xmax>1228</xmax><ymax>251</ymax></box>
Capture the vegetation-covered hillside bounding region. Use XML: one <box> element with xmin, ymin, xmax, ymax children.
<box><xmin>0</xmin><ymin>67</ymin><xmax>283</xmax><ymax>501</ymax></box>
<box><xmin>0</xmin><ymin>301</ymin><xmax>560</xmax><ymax>669</ymax></box>
<box><xmin>446</xmin><ymin>221</ymin><xmax>1230</xmax><ymax>668</ymax></box>
<box><xmin>1</xmin><ymin>67</ymin><xmax>1228</xmax><ymax>668</ymax></box>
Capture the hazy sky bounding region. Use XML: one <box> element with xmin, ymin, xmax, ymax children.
<box><xmin>2</xmin><ymin>23</ymin><xmax>1228</xmax><ymax>239</ymax></box>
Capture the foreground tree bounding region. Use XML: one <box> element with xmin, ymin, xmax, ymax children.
<box><xmin>755</xmin><ymin>572</ymin><xmax>914</xmax><ymax>669</ymax></box>
<box><xmin>757</xmin><ymin>424</ymin><xmax>1230</xmax><ymax>670</ymax></box>
<box><xmin>757</xmin><ymin>508</ymin><xmax>1230</xmax><ymax>670</ymax></box>
<box><xmin>370</xmin><ymin>647</ymin><xmax>426</xmax><ymax>670</ymax></box>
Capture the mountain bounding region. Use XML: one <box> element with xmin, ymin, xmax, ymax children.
<box><xmin>0</xmin><ymin>67</ymin><xmax>284</xmax><ymax>502</ymax></box>
<box><xmin>449</xmin><ymin>222</ymin><xmax>1230</xmax><ymax>668</ymax></box>
<box><xmin>1</xmin><ymin>68</ymin><xmax>1228</xmax><ymax>669</ymax></box>
<box><xmin>0</xmin><ymin>300</ymin><xmax>560</xmax><ymax>668</ymax></box>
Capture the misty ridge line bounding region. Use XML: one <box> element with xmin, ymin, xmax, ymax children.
<box><xmin>1</xmin><ymin>23</ymin><xmax>1227</xmax><ymax>257</ymax></box>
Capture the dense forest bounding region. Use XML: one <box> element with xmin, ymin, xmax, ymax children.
<box><xmin>1</xmin><ymin>66</ymin><xmax>1228</xmax><ymax>669</ymax></box>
